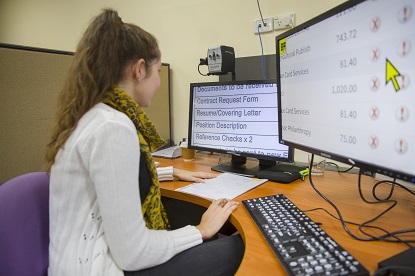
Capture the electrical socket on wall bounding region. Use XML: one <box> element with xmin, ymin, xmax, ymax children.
<box><xmin>274</xmin><ymin>13</ymin><xmax>295</xmax><ymax>30</ymax></box>
<box><xmin>253</xmin><ymin>17</ymin><xmax>273</xmax><ymax>34</ymax></box>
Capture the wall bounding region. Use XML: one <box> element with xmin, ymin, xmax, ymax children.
<box><xmin>0</xmin><ymin>0</ymin><xmax>346</xmax><ymax>163</ymax></box>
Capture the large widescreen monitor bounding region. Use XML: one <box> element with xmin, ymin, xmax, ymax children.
<box><xmin>188</xmin><ymin>79</ymin><xmax>293</xmax><ymax>176</ymax></box>
<box><xmin>276</xmin><ymin>0</ymin><xmax>414</xmax><ymax>183</ymax></box>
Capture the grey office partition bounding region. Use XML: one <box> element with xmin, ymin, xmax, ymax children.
<box><xmin>0</xmin><ymin>44</ymin><xmax>171</xmax><ymax>183</ymax></box>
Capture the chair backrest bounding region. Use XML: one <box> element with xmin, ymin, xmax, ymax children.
<box><xmin>0</xmin><ymin>172</ymin><xmax>50</xmax><ymax>276</ymax></box>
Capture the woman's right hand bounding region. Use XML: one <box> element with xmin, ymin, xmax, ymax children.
<box><xmin>195</xmin><ymin>198</ymin><xmax>239</xmax><ymax>240</ymax></box>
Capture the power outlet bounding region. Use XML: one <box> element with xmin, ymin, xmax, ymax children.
<box><xmin>253</xmin><ymin>17</ymin><xmax>273</xmax><ymax>34</ymax></box>
<box><xmin>274</xmin><ymin>13</ymin><xmax>295</xmax><ymax>30</ymax></box>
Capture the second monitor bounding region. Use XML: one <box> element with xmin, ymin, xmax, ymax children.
<box><xmin>188</xmin><ymin>79</ymin><xmax>293</xmax><ymax>176</ymax></box>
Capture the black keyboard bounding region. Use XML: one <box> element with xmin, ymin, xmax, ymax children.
<box><xmin>242</xmin><ymin>194</ymin><xmax>369</xmax><ymax>275</ymax></box>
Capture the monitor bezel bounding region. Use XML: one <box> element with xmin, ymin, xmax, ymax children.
<box><xmin>275</xmin><ymin>0</ymin><xmax>415</xmax><ymax>183</ymax></box>
<box><xmin>188</xmin><ymin>78</ymin><xmax>294</xmax><ymax>165</ymax></box>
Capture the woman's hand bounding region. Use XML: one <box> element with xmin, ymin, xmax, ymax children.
<box><xmin>195</xmin><ymin>198</ymin><xmax>239</xmax><ymax>240</ymax></box>
<box><xmin>173</xmin><ymin>168</ymin><xmax>217</xmax><ymax>183</ymax></box>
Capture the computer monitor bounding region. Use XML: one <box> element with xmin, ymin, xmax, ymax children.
<box><xmin>188</xmin><ymin>79</ymin><xmax>293</xmax><ymax>176</ymax></box>
<box><xmin>276</xmin><ymin>0</ymin><xmax>415</xmax><ymax>183</ymax></box>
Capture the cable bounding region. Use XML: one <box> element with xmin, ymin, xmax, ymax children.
<box><xmin>256</xmin><ymin>0</ymin><xmax>266</xmax><ymax>25</ymax></box>
<box><xmin>308</xmin><ymin>153</ymin><xmax>415</xmax><ymax>245</ymax></box>
<box><xmin>302</xmin><ymin>206</ymin><xmax>414</xmax><ymax>247</ymax></box>
<box><xmin>326</xmin><ymin>161</ymin><xmax>355</xmax><ymax>173</ymax></box>
<box><xmin>356</xmin><ymin>173</ymin><xmax>415</xmax><ymax>244</ymax></box>
<box><xmin>308</xmin><ymin>154</ymin><xmax>369</xmax><ymax>241</ymax></box>
<box><xmin>197</xmin><ymin>64</ymin><xmax>208</xmax><ymax>76</ymax></box>
<box><xmin>198</xmin><ymin>58</ymin><xmax>208</xmax><ymax>76</ymax></box>
<box><xmin>302</xmin><ymin>207</ymin><xmax>405</xmax><ymax>240</ymax></box>
<box><xmin>255</xmin><ymin>0</ymin><xmax>267</xmax><ymax>80</ymax></box>
<box><xmin>257</xmin><ymin>25</ymin><xmax>266</xmax><ymax>80</ymax></box>
<box><xmin>371</xmin><ymin>179</ymin><xmax>415</xmax><ymax>199</ymax></box>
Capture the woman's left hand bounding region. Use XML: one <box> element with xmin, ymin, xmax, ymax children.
<box><xmin>173</xmin><ymin>168</ymin><xmax>217</xmax><ymax>183</ymax></box>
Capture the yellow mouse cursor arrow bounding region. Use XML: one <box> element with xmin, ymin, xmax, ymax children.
<box><xmin>386</xmin><ymin>59</ymin><xmax>401</xmax><ymax>92</ymax></box>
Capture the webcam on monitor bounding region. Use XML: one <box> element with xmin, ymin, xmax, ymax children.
<box><xmin>199</xmin><ymin>45</ymin><xmax>235</xmax><ymax>79</ymax></box>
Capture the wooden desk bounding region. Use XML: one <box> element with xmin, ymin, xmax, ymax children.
<box><xmin>155</xmin><ymin>153</ymin><xmax>415</xmax><ymax>275</ymax></box>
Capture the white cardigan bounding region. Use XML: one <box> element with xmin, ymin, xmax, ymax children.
<box><xmin>48</xmin><ymin>103</ymin><xmax>202</xmax><ymax>276</ymax></box>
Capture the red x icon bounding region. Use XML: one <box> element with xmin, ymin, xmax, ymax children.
<box><xmin>370</xmin><ymin>77</ymin><xmax>379</xmax><ymax>91</ymax></box>
<box><xmin>370</xmin><ymin>106</ymin><xmax>379</xmax><ymax>120</ymax></box>
<box><xmin>371</xmin><ymin>17</ymin><xmax>380</xmax><ymax>32</ymax></box>
<box><xmin>371</xmin><ymin>48</ymin><xmax>380</xmax><ymax>62</ymax></box>
<box><xmin>369</xmin><ymin>135</ymin><xmax>378</xmax><ymax>149</ymax></box>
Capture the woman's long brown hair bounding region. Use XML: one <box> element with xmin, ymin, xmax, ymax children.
<box><xmin>44</xmin><ymin>8</ymin><xmax>160</xmax><ymax>171</ymax></box>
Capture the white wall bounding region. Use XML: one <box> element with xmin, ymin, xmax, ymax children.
<box><xmin>0</xmin><ymin>0</ymin><xmax>346</xmax><ymax>163</ymax></box>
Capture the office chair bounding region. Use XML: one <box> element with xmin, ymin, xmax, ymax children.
<box><xmin>0</xmin><ymin>172</ymin><xmax>50</xmax><ymax>276</ymax></box>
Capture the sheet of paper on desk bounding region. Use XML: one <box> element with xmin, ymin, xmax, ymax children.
<box><xmin>152</xmin><ymin>146</ymin><xmax>182</xmax><ymax>158</ymax></box>
<box><xmin>176</xmin><ymin>173</ymin><xmax>268</xmax><ymax>200</ymax></box>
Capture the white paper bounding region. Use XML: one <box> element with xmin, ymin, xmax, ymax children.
<box><xmin>176</xmin><ymin>173</ymin><xmax>268</xmax><ymax>200</ymax></box>
<box><xmin>152</xmin><ymin>146</ymin><xmax>182</xmax><ymax>158</ymax></box>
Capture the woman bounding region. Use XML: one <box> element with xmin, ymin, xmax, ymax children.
<box><xmin>45</xmin><ymin>8</ymin><xmax>244</xmax><ymax>276</ymax></box>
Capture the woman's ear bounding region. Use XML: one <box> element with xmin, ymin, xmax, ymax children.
<box><xmin>132</xmin><ymin>58</ymin><xmax>146</xmax><ymax>81</ymax></box>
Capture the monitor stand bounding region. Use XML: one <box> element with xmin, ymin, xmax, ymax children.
<box><xmin>211</xmin><ymin>155</ymin><xmax>276</xmax><ymax>177</ymax></box>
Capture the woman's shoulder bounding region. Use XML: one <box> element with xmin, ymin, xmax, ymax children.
<box><xmin>86</xmin><ymin>103</ymin><xmax>134</xmax><ymax>127</ymax></box>
<box><xmin>92</xmin><ymin>103</ymin><xmax>128</xmax><ymax>119</ymax></box>
<box><xmin>74</xmin><ymin>103</ymin><xmax>136</xmax><ymax>139</ymax></box>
